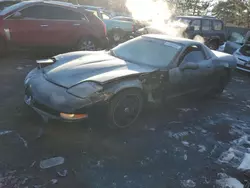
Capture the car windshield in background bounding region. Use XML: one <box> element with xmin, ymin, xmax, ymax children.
<box><xmin>112</xmin><ymin>37</ymin><xmax>182</xmax><ymax>68</ymax></box>
<box><xmin>0</xmin><ymin>1</ymin><xmax>27</xmax><ymax>15</ymax></box>
<box><xmin>229</xmin><ymin>32</ymin><xmax>245</xmax><ymax>44</ymax></box>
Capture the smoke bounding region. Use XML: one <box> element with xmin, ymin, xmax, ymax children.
<box><xmin>126</xmin><ymin>0</ymin><xmax>205</xmax><ymax>42</ymax></box>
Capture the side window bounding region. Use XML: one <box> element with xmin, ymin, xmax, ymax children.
<box><xmin>213</xmin><ymin>20</ymin><xmax>223</xmax><ymax>30</ymax></box>
<box><xmin>45</xmin><ymin>6</ymin><xmax>82</xmax><ymax>20</ymax></box>
<box><xmin>202</xmin><ymin>20</ymin><xmax>212</xmax><ymax>31</ymax></box>
<box><xmin>182</xmin><ymin>45</ymin><xmax>206</xmax><ymax>64</ymax></box>
<box><xmin>229</xmin><ymin>32</ymin><xmax>245</xmax><ymax>44</ymax></box>
<box><xmin>20</xmin><ymin>5</ymin><xmax>46</xmax><ymax>19</ymax></box>
<box><xmin>190</xmin><ymin>20</ymin><xmax>201</xmax><ymax>31</ymax></box>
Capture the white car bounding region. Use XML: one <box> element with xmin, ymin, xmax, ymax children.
<box><xmin>233</xmin><ymin>44</ymin><xmax>250</xmax><ymax>73</ymax></box>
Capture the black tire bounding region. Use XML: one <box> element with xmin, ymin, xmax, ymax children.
<box><xmin>207</xmin><ymin>74</ymin><xmax>229</xmax><ymax>98</ymax></box>
<box><xmin>76</xmin><ymin>38</ymin><xmax>96</xmax><ymax>51</ymax></box>
<box><xmin>107</xmin><ymin>89</ymin><xmax>143</xmax><ymax>129</ymax></box>
<box><xmin>207</xmin><ymin>40</ymin><xmax>219</xmax><ymax>50</ymax></box>
<box><xmin>109</xmin><ymin>29</ymin><xmax>125</xmax><ymax>44</ymax></box>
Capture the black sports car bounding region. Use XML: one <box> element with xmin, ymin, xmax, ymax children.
<box><xmin>24</xmin><ymin>35</ymin><xmax>236</xmax><ymax>129</ymax></box>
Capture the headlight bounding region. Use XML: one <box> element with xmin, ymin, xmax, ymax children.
<box><xmin>67</xmin><ymin>82</ymin><xmax>103</xmax><ymax>98</ymax></box>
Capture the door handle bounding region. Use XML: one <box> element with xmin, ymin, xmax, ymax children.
<box><xmin>73</xmin><ymin>23</ymin><xmax>80</xmax><ymax>26</ymax></box>
<box><xmin>40</xmin><ymin>25</ymin><xmax>48</xmax><ymax>27</ymax></box>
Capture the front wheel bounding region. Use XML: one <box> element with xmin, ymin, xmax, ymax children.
<box><xmin>76</xmin><ymin>38</ymin><xmax>96</xmax><ymax>51</ymax></box>
<box><xmin>206</xmin><ymin>75</ymin><xmax>229</xmax><ymax>98</ymax></box>
<box><xmin>107</xmin><ymin>89</ymin><xmax>143</xmax><ymax>129</ymax></box>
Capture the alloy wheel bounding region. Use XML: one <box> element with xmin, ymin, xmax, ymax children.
<box><xmin>112</xmin><ymin>94</ymin><xmax>141</xmax><ymax>128</ymax></box>
<box><xmin>78</xmin><ymin>40</ymin><xmax>96</xmax><ymax>51</ymax></box>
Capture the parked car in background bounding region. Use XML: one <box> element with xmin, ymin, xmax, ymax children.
<box><xmin>24</xmin><ymin>35</ymin><xmax>236</xmax><ymax>128</ymax></box>
<box><xmin>0</xmin><ymin>1</ymin><xmax>108</xmax><ymax>55</ymax></box>
<box><xmin>224</xmin><ymin>32</ymin><xmax>245</xmax><ymax>54</ymax></box>
<box><xmin>0</xmin><ymin>0</ymin><xmax>20</xmax><ymax>11</ymax></box>
<box><xmin>233</xmin><ymin>44</ymin><xmax>250</xmax><ymax>73</ymax></box>
<box><xmin>111</xmin><ymin>16</ymin><xmax>148</xmax><ymax>31</ymax></box>
<box><xmin>132</xmin><ymin>26</ymin><xmax>165</xmax><ymax>37</ymax></box>
<box><xmin>80</xmin><ymin>5</ymin><xmax>135</xmax><ymax>43</ymax></box>
<box><xmin>174</xmin><ymin>16</ymin><xmax>226</xmax><ymax>50</ymax></box>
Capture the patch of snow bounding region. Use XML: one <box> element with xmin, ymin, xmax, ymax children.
<box><xmin>183</xmin><ymin>154</ymin><xmax>188</xmax><ymax>161</ymax></box>
<box><xmin>234</xmin><ymin>135</ymin><xmax>250</xmax><ymax>147</ymax></box>
<box><xmin>40</xmin><ymin>157</ymin><xmax>64</xmax><ymax>169</ymax></box>
<box><xmin>0</xmin><ymin>130</ymin><xmax>12</xmax><ymax>136</ymax></box>
<box><xmin>218</xmin><ymin>150</ymin><xmax>235</xmax><ymax>164</ymax></box>
<box><xmin>198</xmin><ymin>145</ymin><xmax>206</xmax><ymax>153</ymax></box>
<box><xmin>170</xmin><ymin>131</ymin><xmax>189</xmax><ymax>139</ymax></box>
<box><xmin>216</xmin><ymin>177</ymin><xmax>243</xmax><ymax>188</ymax></box>
<box><xmin>50</xmin><ymin>179</ymin><xmax>58</xmax><ymax>184</ymax></box>
<box><xmin>182</xmin><ymin>141</ymin><xmax>189</xmax><ymax>147</ymax></box>
<box><xmin>181</xmin><ymin>179</ymin><xmax>196</xmax><ymax>187</ymax></box>
<box><xmin>238</xmin><ymin>153</ymin><xmax>250</xmax><ymax>170</ymax></box>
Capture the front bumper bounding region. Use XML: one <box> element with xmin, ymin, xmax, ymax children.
<box><xmin>24</xmin><ymin>69</ymin><xmax>108</xmax><ymax>122</ymax></box>
<box><xmin>236</xmin><ymin>64</ymin><xmax>250</xmax><ymax>73</ymax></box>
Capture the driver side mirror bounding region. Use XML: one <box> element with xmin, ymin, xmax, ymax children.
<box><xmin>179</xmin><ymin>62</ymin><xmax>199</xmax><ymax>71</ymax></box>
<box><xmin>11</xmin><ymin>11</ymin><xmax>22</xmax><ymax>19</ymax></box>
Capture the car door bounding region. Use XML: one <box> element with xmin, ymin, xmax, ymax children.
<box><xmin>41</xmin><ymin>6</ymin><xmax>88</xmax><ymax>47</ymax></box>
<box><xmin>3</xmin><ymin>4</ymin><xmax>48</xmax><ymax>46</ymax></box>
<box><xmin>166</xmin><ymin>44</ymin><xmax>213</xmax><ymax>98</ymax></box>
<box><xmin>201</xmin><ymin>19</ymin><xmax>213</xmax><ymax>41</ymax></box>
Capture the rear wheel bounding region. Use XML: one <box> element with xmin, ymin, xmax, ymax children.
<box><xmin>76</xmin><ymin>38</ymin><xmax>96</xmax><ymax>51</ymax></box>
<box><xmin>207</xmin><ymin>72</ymin><xmax>230</xmax><ymax>98</ymax></box>
<box><xmin>107</xmin><ymin>89</ymin><xmax>143</xmax><ymax>129</ymax></box>
<box><xmin>109</xmin><ymin>29</ymin><xmax>125</xmax><ymax>44</ymax></box>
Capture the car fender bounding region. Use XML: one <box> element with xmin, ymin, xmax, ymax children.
<box><xmin>104</xmin><ymin>78</ymin><xmax>144</xmax><ymax>100</ymax></box>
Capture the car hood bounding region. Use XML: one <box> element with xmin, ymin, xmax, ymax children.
<box><xmin>44</xmin><ymin>53</ymin><xmax>156</xmax><ymax>88</ymax></box>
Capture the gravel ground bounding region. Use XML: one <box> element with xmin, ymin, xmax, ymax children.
<box><xmin>0</xmin><ymin>53</ymin><xmax>250</xmax><ymax>188</ymax></box>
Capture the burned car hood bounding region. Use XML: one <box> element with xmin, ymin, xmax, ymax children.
<box><xmin>44</xmin><ymin>53</ymin><xmax>156</xmax><ymax>88</ymax></box>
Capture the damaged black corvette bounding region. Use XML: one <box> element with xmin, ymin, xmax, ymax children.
<box><xmin>24</xmin><ymin>34</ymin><xmax>236</xmax><ymax>128</ymax></box>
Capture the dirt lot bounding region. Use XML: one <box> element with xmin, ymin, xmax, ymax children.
<box><xmin>0</xmin><ymin>53</ymin><xmax>250</xmax><ymax>188</ymax></box>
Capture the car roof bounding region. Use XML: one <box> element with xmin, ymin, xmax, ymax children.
<box><xmin>12</xmin><ymin>0</ymin><xmax>77</xmax><ymax>8</ymax></box>
<box><xmin>177</xmin><ymin>16</ymin><xmax>221</xmax><ymax>20</ymax></box>
<box><xmin>143</xmin><ymin>34</ymin><xmax>202</xmax><ymax>46</ymax></box>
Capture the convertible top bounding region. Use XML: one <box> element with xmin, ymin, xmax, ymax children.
<box><xmin>143</xmin><ymin>34</ymin><xmax>202</xmax><ymax>46</ymax></box>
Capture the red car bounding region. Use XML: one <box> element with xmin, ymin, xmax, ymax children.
<box><xmin>0</xmin><ymin>0</ymin><xmax>108</xmax><ymax>54</ymax></box>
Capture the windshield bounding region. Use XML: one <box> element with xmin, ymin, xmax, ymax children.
<box><xmin>112</xmin><ymin>37</ymin><xmax>182</xmax><ymax>68</ymax></box>
<box><xmin>0</xmin><ymin>1</ymin><xmax>28</xmax><ymax>15</ymax></box>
